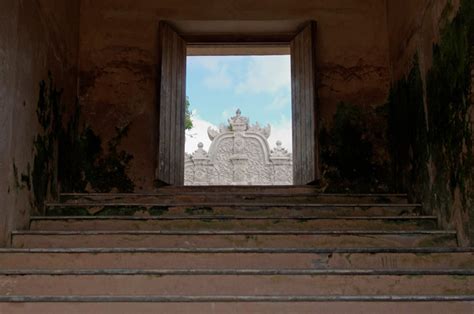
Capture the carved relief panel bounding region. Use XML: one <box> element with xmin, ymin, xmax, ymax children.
<box><xmin>185</xmin><ymin>110</ymin><xmax>293</xmax><ymax>185</ymax></box>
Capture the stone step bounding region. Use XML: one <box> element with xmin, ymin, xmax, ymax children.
<box><xmin>1</xmin><ymin>297</ymin><xmax>473</xmax><ymax>314</ymax></box>
<box><xmin>0</xmin><ymin>269</ymin><xmax>472</xmax><ymax>296</ymax></box>
<box><xmin>0</xmin><ymin>248</ymin><xmax>472</xmax><ymax>270</ymax></box>
<box><xmin>141</xmin><ymin>185</ymin><xmax>324</xmax><ymax>194</ymax></box>
<box><xmin>59</xmin><ymin>192</ymin><xmax>409</xmax><ymax>205</ymax></box>
<box><xmin>11</xmin><ymin>230</ymin><xmax>458</xmax><ymax>249</ymax></box>
<box><xmin>45</xmin><ymin>203</ymin><xmax>422</xmax><ymax>217</ymax></box>
<box><xmin>29</xmin><ymin>216</ymin><xmax>438</xmax><ymax>231</ymax></box>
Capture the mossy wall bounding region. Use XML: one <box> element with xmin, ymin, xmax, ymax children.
<box><xmin>10</xmin><ymin>72</ymin><xmax>135</xmax><ymax>224</ymax></box>
<box><xmin>31</xmin><ymin>75</ymin><xmax>63</xmax><ymax>213</ymax></box>
<box><xmin>58</xmin><ymin>101</ymin><xmax>135</xmax><ymax>193</ymax></box>
<box><xmin>78</xmin><ymin>0</ymin><xmax>392</xmax><ymax>191</ymax></box>
<box><xmin>387</xmin><ymin>0</ymin><xmax>474</xmax><ymax>245</ymax></box>
<box><xmin>0</xmin><ymin>0</ymin><xmax>81</xmax><ymax>246</ymax></box>
<box><xmin>319</xmin><ymin>103</ymin><xmax>392</xmax><ymax>193</ymax></box>
<box><xmin>387</xmin><ymin>57</ymin><xmax>428</xmax><ymax>196</ymax></box>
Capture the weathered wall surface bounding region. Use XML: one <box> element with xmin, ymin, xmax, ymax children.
<box><xmin>77</xmin><ymin>0</ymin><xmax>392</xmax><ymax>191</ymax></box>
<box><xmin>386</xmin><ymin>0</ymin><xmax>459</xmax><ymax>81</ymax></box>
<box><xmin>0</xmin><ymin>0</ymin><xmax>80</xmax><ymax>246</ymax></box>
<box><xmin>386</xmin><ymin>0</ymin><xmax>474</xmax><ymax>245</ymax></box>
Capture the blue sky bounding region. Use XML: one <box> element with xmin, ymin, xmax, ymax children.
<box><xmin>185</xmin><ymin>55</ymin><xmax>293</xmax><ymax>153</ymax></box>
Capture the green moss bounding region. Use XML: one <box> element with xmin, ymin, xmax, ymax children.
<box><xmin>29</xmin><ymin>73</ymin><xmax>63</xmax><ymax>212</ymax></box>
<box><xmin>185</xmin><ymin>97</ymin><xmax>193</xmax><ymax>130</ymax></box>
<box><xmin>58</xmin><ymin>101</ymin><xmax>135</xmax><ymax>193</ymax></box>
<box><xmin>149</xmin><ymin>206</ymin><xmax>169</xmax><ymax>216</ymax></box>
<box><xmin>386</xmin><ymin>1</ymin><xmax>474</xmax><ymax>242</ymax></box>
<box><xmin>12</xmin><ymin>162</ymin><xmax>20</xmax><ymax>191</ymax></box>
<box><xmin>21</xmin><ymin>163</ymin><xmax>31</xmax><ymax>191</ymax></box>
<box><xmin>46</xmin><ymin>205</ymin><xmax>170</xmax><ymax>216</ymax></box>
<box><xmin>418</xmin><ymin>234</ymin><xmax>455</xmax><ymax>247</ymax></box>
<box><xmin>451</xmin><ymin>275</ymin><xmax>470</xmax><ymax>280</ymax></box>
<box><xmin>387</xmin><ymin>56</ymin><xmax>428</xmax><ymax>196</ymax></box>
<box><xmin>425</xmin><ymin>0</ymin><xmax>474</xmax><ymax>228</ymax></box>
<box><xmin>46</xmin><ymin>206</ymin><xmax>90</xmax><ymax>216</ymax></box>
<box><xmin>185</xmin><ymin>207</ymin><xmax>213</xmax><ymax>215</ymax></box>
<box><xmin>14</xmin><ymin>71</ymin><xmax>137</xmax><ymax>215</ymax></box>
<box><xmin>320</xmin><ymin>103</ymin><xmax>391</xmax><ymax>193</ymax></box>
<box><xmin>99</xmin><ymin>206</ymin><xmax>143</xmax><ymax>216</ymax></box>
<box><xmin>296</xmin><ymin>218</ymin><xmax>310</xmax><ymax>223</ymax></box>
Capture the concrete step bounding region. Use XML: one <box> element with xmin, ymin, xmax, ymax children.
<box><xmin>59</xmin><ymin>192</ymin><xmax>410</xmax><ymax>205</ymax></box>
<box><xmin>0</xmin><ymin>269</ymin><xmax>472</xmax><ymax>296</ymax></box>
<box><xmin>45</xmin><ymin>203</ymin><xmax>422</xmax><ymax>217</ymax></box>
<box><xmin>0</xmin><ymin>248</ymin><xmax>472</xmax><ymax>270</ymax></box>
<box><xmin>1</xmin><ymin>297</ymin><xmax>473</xmax><ymax>314</ymax></box>
<box><xmin>11</xmin><ymin>230</ymin><xmax>458</xmax><ymax>249</ymax></box>
<box><xmin>29</xmin><ymin>216</ymin><xmax>438</xmax><ymax>231</ymax></box>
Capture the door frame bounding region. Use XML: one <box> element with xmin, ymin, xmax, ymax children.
<box><xmin>155</xmin><ymin>21</ymin><xmax>320</xmax><ymax>186</ymax></box>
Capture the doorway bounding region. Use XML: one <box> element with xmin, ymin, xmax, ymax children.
<box><xmin>155</xmin><ymin>21</ymin><xmax>319</xmax><ymax>186</ymax></box>
<box><xmin>185</xmin><ymin>55</ymin><xmax>293</xmax><ymax>185</ymax></box>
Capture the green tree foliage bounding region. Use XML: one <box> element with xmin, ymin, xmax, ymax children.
<box><xmin>185</xmin><ymin>97</ymin><xmax>193</xmax><ymax>130</ymax></box>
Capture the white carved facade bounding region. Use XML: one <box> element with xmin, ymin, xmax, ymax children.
<box><xmin>185</xmin><ymin>110</ymin><xmax>293</xmax><ymax>185</ymax></box>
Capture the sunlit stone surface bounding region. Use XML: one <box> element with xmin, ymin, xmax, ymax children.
<box><xmin>185</xmin><ymin>110</ymin><xmax>292</xmax><ymax>185</ymax></box>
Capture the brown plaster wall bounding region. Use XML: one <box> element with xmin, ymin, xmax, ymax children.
<box><xmin>78</xmin><ymin>0</ymin><xmax>392</xmax><ymax>191</ymax></box>
<box><xmin>386</xmin><ymin>0</ymin><xmax>460</xmax><ymax>81</ymax></box>
<box><xmin>0</xmin><ymin>0</ymin><xmax>80</xmax><ymax>246</ymax></box>
<box><xmin>385</xmin><ymin>0</ymin><xmax>474</xmax><ymax>245</ymax></box>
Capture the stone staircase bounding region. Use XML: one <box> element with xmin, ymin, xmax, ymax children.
<box><xmin>0</xmin><ymin>186</ymin><xmax>473</xmax><ymax>313</ymax></box>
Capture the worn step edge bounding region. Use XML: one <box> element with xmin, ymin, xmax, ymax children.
<box><xmin>1</xmin><ymin>269</ymin><xmax>473</xmax><ymax>276</ymax></box>
<box><xmin>30</xmin><ymin>216</ymin><xmax>436</xmax><ymax>221</ymax></box>
<box><xmin>46</xmin><ymin>203</ymin><xmax>421</xmax><ymax>207</ymax></box>
<box><xmin>12</xmin><ymin>230</ymin><xmax>456</xmax><ymax>235</ymax></box>
<box><xmin>0</xmin><ymin>295</ymin><xmax>472</xmax><ymax>303</ymax></box>
<box><xmin>0</xmin><ymin>247</ymin><xmax>472</xmax><ymax>253</ymax></box>
<box><xmin>60</xmin><ymin>191</ymin><xmax>408</xmax><ymax>196</ymax></box>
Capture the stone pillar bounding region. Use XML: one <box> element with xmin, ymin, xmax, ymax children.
<box><xmin>184</xmin><ymin>154</ymin><xmax>194</xmax><ymax>185</ymax></box>
<box><xmin>270</xmin><ymin>141</ymin><xmax>293</xmax><ymax>185</ymax></box>
<box><xmin>230</xmin><ymin>131</ymin><xmax>249</xmax><ymax>185</ymax></box>
<box><xmin>190</xmin><ymin>143</ymin><xmax>211</xmax><ymax>185</ymax></box>
<box><xmin>271</xmin><ymin>158</ymin><xmax>292</xmax><ymax>185</ymax></box>
<box><xmin>230</xmin><ymin>154</ymin><xmax>249</xmax><ymax>185</ymax></box>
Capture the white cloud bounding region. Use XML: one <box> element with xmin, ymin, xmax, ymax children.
<box><xmin>268</xmin><ymin>115</ymin><xmax>293</xmax><ymax>153</ymax></box>
<box><xmin>236</xmin><ymin>56</ymin><xmax>291</xmax><ymax>94</ymax></box>
<box><xmin>203</xmin><ymin>64</ymin><xmax>232</xmax><ymax>89</ymax></box>
<box><xmin>265</xmin><ymin>93</ymin><xmax>291</xmax><ymax>111</ymax></box>
<box><xmin>192</xmin><ymin>57</ymin><xmax>233</xmax><ymax>90</ymax></box>
<box><xmin>221</xmin><ymin>107</ymin><xmax>239</xmax><ymax>120</ymax></box>
<box><xmin>185</xmin><ymin>114</ymin><xmax>217</xmax><ymax>154</ymax></box>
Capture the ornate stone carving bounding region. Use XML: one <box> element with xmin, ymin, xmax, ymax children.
<box><xmin>185</xmin><ymin>110</ymin><xmax>292</xmax><ymax>185</ymax></box>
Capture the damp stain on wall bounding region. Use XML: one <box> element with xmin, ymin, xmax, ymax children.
<box><xmin>58</xmin><ymin>102</ymin><xmax>135</xmax><ymax>193</ymax></box>
<box><xmin>14</xmin><ymin>73</ymin><xmax>136</xmax><ymax>214</ymax></box>
<box><xmin>319</xmin><ymin>102</ymin><xmax>391</xmax><ymax>193</ymax></box>
<box><xmin>387</xmin><ymin>0</ymin><xmax>474</xmax><ymax>244</ymax></box>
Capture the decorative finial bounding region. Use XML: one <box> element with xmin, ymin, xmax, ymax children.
<box><xmin>192</xmin><ymin>142</ymin><xmax>209</xmax><ymax>160</ymax></box>
<box><xmin>271</xmin><ymin>140</ymin><xmax>290</xmax><ymax>158</ymax></box>
<box><xmin>228</xmin><ymin>109</ymin><xmax>249</xmax><ymax>132</ymax></box>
